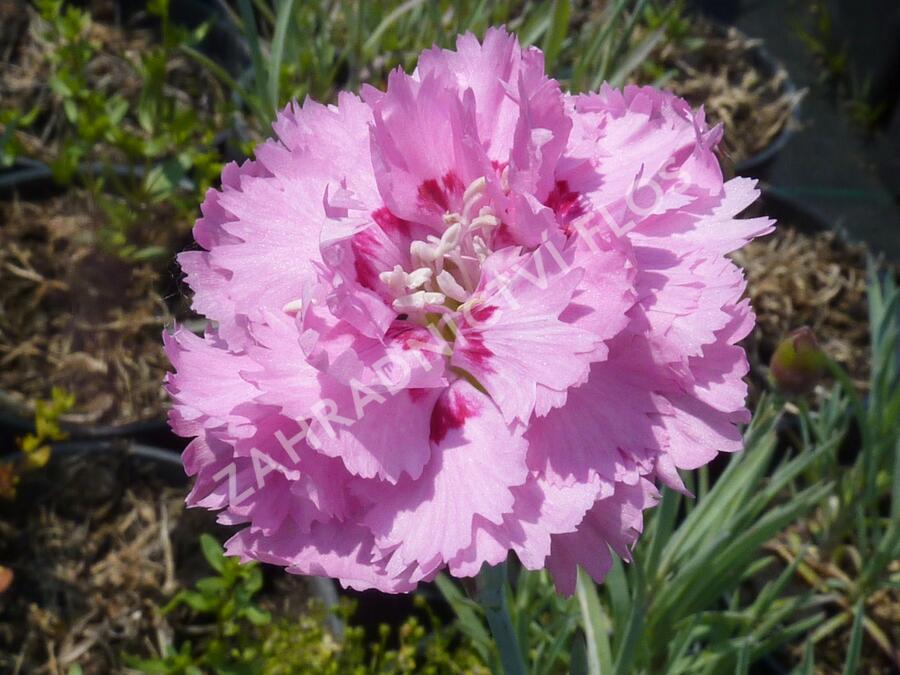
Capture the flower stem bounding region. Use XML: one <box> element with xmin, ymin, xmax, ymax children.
<box><xmin>476</xmin><ymin>562</ymin><xmax>527</xmax><ymax>675</ymax></box>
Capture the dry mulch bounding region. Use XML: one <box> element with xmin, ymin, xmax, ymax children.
<box><xmin>638</xmin><ymin>18</ymin><xmax>804</xmax><ymax>167</ymax></box>
<box><xmin>0</xmin><ymin>189</ymin><xmax>188</xmax><ymax>426</ymax></box>
<box><xmin>733</xmin><ymin>224</ymin><xmax>874</xmax><ymax>393</ymax></box>
<box><xmin>0</xmin><ymin>449</ymin><xmax>309</xmax><ymax>675</ymax></box>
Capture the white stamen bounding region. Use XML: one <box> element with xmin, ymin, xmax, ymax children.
<box><xmin>383</xmin><ymin>176</ymin><xmax>504</xmax><ymax>317</ymax></box>
<box><xmin>282</xmin><ymin>299</ymin><xmax>304</xmax><ymax>314</ymax></box>
<box><xmin>463</xmin><ymin>176</ymin><xmax>487</xmax><ymax>221</ymax></box>
<box><xmin>439</xmin><ymin>222</ymin><xmax>462</xmax><ymax>254</ymax></box>
<box><xmin>379</xmin><ymin>265</ymin><xmax>408</xmax><ymax>295</ymax></box>
<box><xmin>410</xmin><ymin>240</ymin><xmax>438</xmax><ymax>265</ymax></box>
<box><xmin>436</xmin><ymin>270</ymin><xmax>469</xmax><ymax>303</ymax></box>
<box><xmin>470</xmin><ymin>213</ymin><xmax>500</xmax><ymax>231</ymax></box>
<box><xmin>463</xmin><ymin>176</ymin><xmax>487</xmax><ymax>204</ymax></box>
<box><xmin>473</xmin><ymin>236</ymin><xmax>491</xmax><ymax>261</ymax></box>
<box><xmin>393</xmin><ymin>290</ymin><xmax>447</xmax><ymax>312</ymax></box>
<box><xmin>379</xmin><ymin>265</ymin><xmax>433</xmax><ymax>294</ymax></box>
<box><xmin>405</xmin><ymin>267</ymin><xmax>433</xmax><ymax>289</ymax></box>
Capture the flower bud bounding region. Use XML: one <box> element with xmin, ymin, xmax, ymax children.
<box><xmin>769</xmin><ymin>327</ymin><xmax>826</xmax><ymax>396</ymax></box>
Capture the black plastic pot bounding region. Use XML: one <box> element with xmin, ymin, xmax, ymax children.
<box><xmin>0</xmin><ymin>407</ymin><xmax>177</xmax><ymax>449</ymax></box>
<box><xmin>119</xmin><ymin>0</ymin><xmax>249</xmax><ymax>77</ymax></box>
<box><xmin>0</xmin><ymin>157</ymin><xmax>160</xmax><ymax>197</ymax></box>
<box><xmin>726</xmin><ymin>34</ymin><xmax>802</xmax><ymax>180</ymax></box>
<box><xmin>0</xmin><ymin>439</ymin><xmax>185</xmax><ymax>482</ymax></box>
<box><xmin>753</xmin><ymin>185</ymin><xmax>831</xmax><ymax>236</ymax></box>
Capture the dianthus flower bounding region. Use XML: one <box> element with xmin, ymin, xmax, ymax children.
<box><xmin>165</xmin><ymin>28</ymin><xmax>772</xmax><ymax>595</ymax></box>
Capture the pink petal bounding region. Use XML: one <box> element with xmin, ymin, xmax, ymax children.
<box><xmin>362</xmin><ymin>380</ymin><xmax>528</xmax><ymax>573</ymax></box>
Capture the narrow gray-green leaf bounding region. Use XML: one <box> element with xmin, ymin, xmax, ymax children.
<box><xmin>541</xmin><ymin>0</ymin><xmax>570</xmax><ymax>74</ymax></box>
<box><xmin>841</xmin><ymin>600</ymin><xmax>865</xmax><ymax>675</ymax></box>
<box><xmin>268</xmin><ymin>0</ymin><xmax>296</xmax><ymax>111</ymax></box>
<box><xmin>612</xmin><ymin>563</ymin><xmax>645</xmax><ymax>675</ymax></box>
<box><xmin>607</xmin><ymin>26</ymin><xmax>665</xmax><ymax>89</ymax></box>
<box><xmin>237</xmin><ymin>0</ymin><xmax>270</xmax><ymax>118</ymax></box>
<box><xmin>576</xmin><ymin>567</ymin><xmax>613</xmax><ymax>675</ymax></box>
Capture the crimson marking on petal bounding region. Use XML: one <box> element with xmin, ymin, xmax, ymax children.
<box><xmin>407</xmin><ymin>388</ymin><xmax>429</xmax><ymax>402</ymax></box>
<box><xmin>386</xmin><ymin>322</ymin><xmax>426</xmax><ymax>351</ymax></box>
<box><xmin>442</xmin><ymin>171</ymin><xmax>465</xmax><ymax>198</ymax></box>
<box><xmin>544</xmin><ymin>180</ymin><xmax>584</xmax><ymax>227</ymax></box>
<box><xmin>469</xmin><ymin>304</ymin><xmax>497</xmax><ymax>324</ymax></box>
<box><xmin>460</xmin><ymin>332</ymin><xmax>494</xmax><ymax>370</ymax></box>
<box><xmin>491</xmin><ymin>222</ymin><xmax>516</xmax><ymax>249</ymax></box>
<box><xmin>429</xmin><ymin>387</ymin><xmax>477</xmax><ymax>444</ymax></box>
<box><xmin>417</xmin><ymin>178</ymin><xmax>450</xmax><ymax>212</ymax></box>
<box><xmin>372</xmin><ymin>206</ymin><xmax>411</xmax><ymax>237</ymax></box>
<box><xmin>351</xmin><ymin>230</ymin><xmax>381</xmax><ymax>290</ymax></box>
<box><xmin>490</xmin><ymin>159</ymin><xmax>508</xmax><ymax>175</ymax></box>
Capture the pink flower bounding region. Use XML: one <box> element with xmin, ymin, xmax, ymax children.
<box><xmin>165</xmin><ymin>28</ymin><xmax>773</xmax><ymax>595</ymax></box>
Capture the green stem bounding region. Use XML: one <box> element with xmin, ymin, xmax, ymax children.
<box><xmin>476</xmin><ymin>562</ymin><xmax>527</xmax><ymax>675</ymax></box>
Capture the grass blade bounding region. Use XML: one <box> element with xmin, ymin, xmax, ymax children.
<box><xmin>435</xmin><ymin>573</ymin><xmax>493</xmax><ymax>662</ymax></box>
<box><xmin>575</xmin><ymin>567</ymin><xmax>613</xmax><ymax>675</ymax></box>
<box><xmin>363</xmin><ymin>0</ymin><xmax>427</xmax><ymax>56</ymax></box>
<box><xmin>268</xmin><ymin>0</ymin><xmax>296</xmax><ymax>111</ymax></box>
<box><xmin>607</xmin><ymin>26</ymin><xmax>664</xmax><ymax>89</ymax></box>
<box><xmin>541</xmin><ymin>0</ymin><xmax>571</xmax><ymax>74</ymax></box>
<box><xmin>799</xmin><ymin>640</ymin><xmax>815</xmax><ymax>675</ymax></box>
<box><xmin>841</xmin><ymin>600</ymin><xmax>865</xmax><ymax>675</ymax></box>
<box><xmin>237</xmin><ymin>0</ymin><xmax>270</xmax><ymax>119</ymax></box>
<box><xmin>611</xmin><ymin>563</ymin><xmax>645</xmax><ymax>675</ymax></box>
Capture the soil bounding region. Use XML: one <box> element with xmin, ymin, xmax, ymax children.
<box><xmin>0</xmin><ymin>448</ymin><xmax>310</xmax><ymax>675</ymax></box>
<box><xmin>0</xmin><ymin>188</ymin><xmax>192</xmax><ymax>427</ymax></box>
<box><xmin>637</xmin><ymin>18</ymin><xmax>803</xmax><ymax>167</ymax></box>
<box><xmin>733</xmin><ymin>221</ymin><xmax>879</xmax><ymax>395</ymax></box>
<box><xmin>0</xmin><ymin>0</ymin><xmax>227</xmax><ymax>166</ymax></box>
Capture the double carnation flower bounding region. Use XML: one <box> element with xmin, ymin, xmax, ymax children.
<box><xmin>165</xmin><ymin>28</ymin><xmax>772</xmax><ymax>595</ymax></box>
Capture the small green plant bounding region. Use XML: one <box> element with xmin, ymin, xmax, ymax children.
<box><xmin>128</xmin><ymin>534</ymin><xmax>486</xmax><ymax>674</ymax></box>
<box><xmin>1</xmin><ymin>387</ymin><xmax>75</xmax><ymax>500</ymax></box>
<box><xmin>2</xmin><ymin>1</ymin><xmax>230</xmax><ymax>261</ymax></box>
<box><xmin>635</xmin><ymin>0</ymin><xmax>699</xmax><ymax>86</ymax></box>
<box><xmin>35</xmin><ymin>0</ymin><xmax>127</xmax><ymax>183</ymax></box>
<box><xmin>33</xmin><ymin>0</ymin><xmax>223</xmax><ymax>188</ymax></box>
<box><xmin>0</xmin><ymin>106</ymin><xmax>39</xmax><ymax>168</ymax></box>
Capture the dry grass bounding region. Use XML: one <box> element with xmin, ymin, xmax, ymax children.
<box><xmin>732</xmin><ymin>225</ymin><xmax>873</xmax><ymax>392</ymax></box>
<box><xmin>639</xmin><ymin>19</ymin><xmax>804</xmax><ymax>166</ymax></box>
<box><xmin>0</xmin><ymin>451</ymin><xmax>310</xmax><ymax>675</ymax></box>
<box><xmin>0</xmin><ymin>453</ymin><xmax>196</xmax><ymax>675</ymax></box>
<box><xmin>0</xmin><ymin>190</ymin><xmax>186</xmax><ymax>426</ymax></box>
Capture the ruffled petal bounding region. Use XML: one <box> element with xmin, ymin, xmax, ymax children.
<box><xmin>451</xmin><ymin>244</ymin><xmax>601</xmax><ymax>423</ymax></box>
<box><xmin>362</xmin><ymin>380</ymin><xmax>528</xmax><ymax>577</ymax></box>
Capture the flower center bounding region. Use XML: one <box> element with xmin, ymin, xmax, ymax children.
<box><xmin>378</xmin><ymin>176</ymin><xmax>499</xmax><ymax>318</ymax></box>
